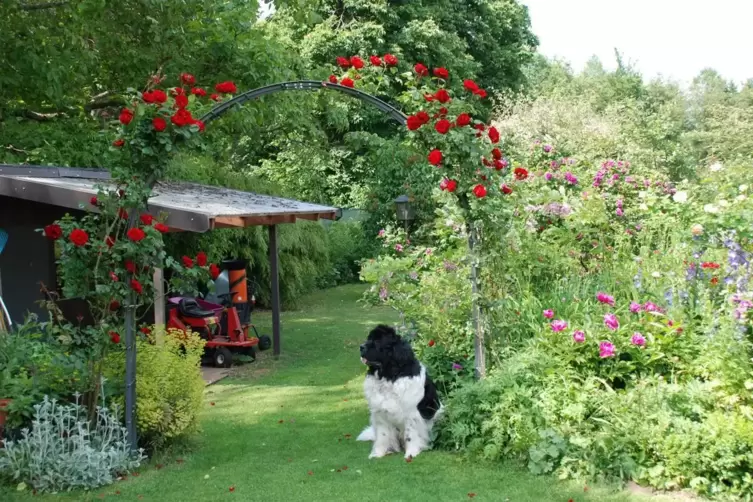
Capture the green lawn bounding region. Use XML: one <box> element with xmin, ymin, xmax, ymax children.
<box><xmin>3</xmin><ymin>285</ymin><xmax>656</xmax><ymax>501</ymax></box>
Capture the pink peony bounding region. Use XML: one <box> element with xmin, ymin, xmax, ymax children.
<box><xmin>551</xmin><ymin>320</ymin><xmax>568</xmax><ymax>332</ymax></box>
<box><xmin>395</xmin><ymin>244</ymin><xmax>403</xmax><ymax>252</ymax></box>
<box><xmin>599</xmin><ymin>341</ymin><xmax>615</xmax><ymax>358</ymax></box>
<box><xmin>629</xmin><ymin>301</ymin><xmax>641</xmax><ymax>313</ymax></box>
<box><xmin>631</xmin><ymin>332</ymin><xmax>646</xmax><ymax>346</ymax></box>
<box><xmin>543</xmin><ymin>309</ymin><xmax>554</xmax><ymax>319</ymax></box>
<box><xmin>604</xmin><ymin>313</ymin><xmax>619</xmax><ymax>331</ymax></box>
<box><xmin>572</xmin><ymin>330</ymin><xmax>586</xmax><ymax>343</ymax></box>
<box><xmin>596</xmin><ymin>292</ymin><xmax>615</xmax><ymax>306</ymax></box>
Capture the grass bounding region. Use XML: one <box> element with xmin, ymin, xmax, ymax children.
<box><xmin>3</xmin><ymin>285</ymin><xmax>656</xmax><ymax>502</ymax></box>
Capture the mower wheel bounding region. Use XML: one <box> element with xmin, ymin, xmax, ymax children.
<box><xmin>258</xmin><ymin>335</ymin><xmax>272</xmax><ymax>351</ymax></box>
<box><xmin>213</xmin><ymin>347</ymin><xmax>233</xmax><ymax>368</ymax></box>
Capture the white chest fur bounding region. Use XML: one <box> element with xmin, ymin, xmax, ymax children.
<box><xmin>363</xmin><ymin>366</ymin><xmax>426</xmax><ymax>422</ymax></box>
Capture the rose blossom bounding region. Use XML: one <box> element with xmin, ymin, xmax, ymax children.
<box><xmin>551</xmin><ymin>320</ymin><xmax>568</xmax><ymax>332</ymax></box>
<box><xmin>599</xmin><ymin>341</ymin><xmax>615</xmax><ymax>358</ymax></box>
<box><xmin>573</xmin><ymin>330</ymin><xmax>586</xmax><ymax>343</ymax></box>
<box><xmin>603</xmin><ymin>313</ymin><xmax>619</xmax><ymax>331</ymax></box>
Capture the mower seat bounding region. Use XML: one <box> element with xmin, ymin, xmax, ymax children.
<box><xmin>178</xmin><ymin>298</ymin><xmax>216</xmax><ymax>318</ymax></box>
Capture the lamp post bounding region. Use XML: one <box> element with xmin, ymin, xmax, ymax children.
<box><xmin>394</xmin><ymin>194</ymin><xmax>414</xmax><ymax>236</ymax></box>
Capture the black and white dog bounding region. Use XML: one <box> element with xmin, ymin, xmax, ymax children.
<box><xmin>357</xmin><ymin>325</ymin><xmax>443</xmax><ymax>459</ymax></box>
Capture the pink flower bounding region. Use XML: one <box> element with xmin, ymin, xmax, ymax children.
<box><xmin>604</xmin><ymin>313</ymin><xmax>619</xmax><ymax>331</ymax></box>
<box><xmin>573</xmin><ymin>330</ymin><xmax>586</xmax><ymax>343</ymax></box>
<box><xmin>378</xmin><ymin>229</ymin><xmax>386</xmax><ymax>238</ymax></box>
<box><xmin>596</xmin><ymin>292</ymin><xmax>615</xmax><ymax>306</ymax></box>
<box><xmin>543</xmin><ymin>309</ymin><xmax>554</xmax><ymax>319</ymax></box>
<box><xmin>551</xmin><ymin>320</ymin><xmax>568</xmax><ymax>332</ymax></box>
<box><xmin>643</xmin><ymin>302</ymin><xmax>664</xmax><ymax>313</ymax></box>
<box><xmin>599</xmin><ymin>341</ymin><xmax>615</xmax><ymax>358</ymax></box>
<box><xmin>451</xmin><ymin>363</ymin><xmax>463</xmax><ymax>371</ymax></box>
<box><xmin>629</xmin><ymin>302</ymin><xmax>641</xmax><ymax>313</ymax></box>
<box><xmin>631</xmin><ymin>332</ymin><xmax>646</xmax><ymax>346</ymax></box>
<box><xmin>395</xmin><ymin>244</ymin><xmax>403</xmax><ymax>252</ymax></box>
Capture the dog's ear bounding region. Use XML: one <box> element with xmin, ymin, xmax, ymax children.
<box><xmin>390</xmin><ymin>337</ymin><xmax>415</xmax><ymax>367</ymax></box>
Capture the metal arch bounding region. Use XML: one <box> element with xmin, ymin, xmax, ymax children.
<box><xmin>199</xmin><ymin>80</ymin><xmax>408</xmax><ymax>126</ymax></box>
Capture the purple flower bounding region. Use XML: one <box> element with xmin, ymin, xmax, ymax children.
<box><xmin>596</xmin><ymin>292</ymin><xmax>615</xmax><ymax>306</ymax></box>
<box><xmin>543</xmin><ymin>144</ymin><xmax>552</xmax><ymax>153</ymax></box>
<box><xmin>452</xmin><ymin>363</ymin><xmax>463</xmax><ymax>371</ymax></box>
<box><xmin>551</xmin><ymin>320</ymin><xmax>568</xmax><ymax>332</ymax></box>
<box><xmin>550</xmin><ymin>160</ymin><xmax>560</xmax><ymax>169</ymax></box>
<box><xmin>543</xmin><ymin>309</ymin><xmax>554</xmax><ymax>319</ymax></box>
<box><xmin>604</xmin><ymin>313</ymin><xmax>619</xmax><ymax>331</ymax></box>
<box><xmin>573</xmin><ymin>330</ymin><xmax>586</xmax><ymax>343</ymax></box>
<box><xmin>544</xmin><ymin>172</ymin><xmax>553</xmax><ymax>181</ymax></box>
<box><xmin>379</xmin><ymin>287</ymin><xmax>388</xmax><ymax>300</ymax></box>
<box><xmin>564</xmin><ymin>172</ymin><xmax>578</xmax><ymax>185</ymax></box>
<box><xmin>643</xmin><ymin>302</ymin><xmax>663</xmax><ymax>313</ymax></box>
<box><xmin>599</xmin><ymin>341</ymin><xmax>615</xmax><ymax>358</ymax></box>
<box><xmin>616</xmin><ymin>199</ymin><xmax>623</xmax><ymax>209</ymax></box>
<box><xmin>629</xmin><ymin>302</ymin><xmax>641</xmax><ymax>313</ymax></box>
<box><xmin>378</xmin><ymin>229</ymin><xmax>386</xmax><ymax>237</ymax></box>
<box><xmin>631</xmin><ymin>332</ymin><xmax>646</xmax><ymax>346</ymax></box>
<box><xmin>616</xmin><ymin>207</ymin><xmax>624</xmax><ymax>217</ymax></box>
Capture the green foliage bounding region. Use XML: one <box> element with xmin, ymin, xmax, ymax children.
<box><xmin>317</xmin><ymin>220</ymin><xmax>376</xmax><ymax>288</ymax></box>
<box><xmin>104</xmin><ymin>327</ymin><xmax>206</xmax><ymax>447</ymax></box>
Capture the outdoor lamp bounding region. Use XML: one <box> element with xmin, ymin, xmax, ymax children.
<box><xmin>394</xmin><ymin>194</ymin><xmax>414</xmax><ymax>233</ymax></box>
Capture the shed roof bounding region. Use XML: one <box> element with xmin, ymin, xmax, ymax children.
<box><xmin>0</xmin><ymin>165</ymin><xmax>340</xmax><ymax>232</ymax></box>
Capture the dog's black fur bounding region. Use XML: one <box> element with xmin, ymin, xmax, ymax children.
<box><xmin>360</xmin><ymin>324</ymin><xmax>441</xmax><ymax>420</ymax></box>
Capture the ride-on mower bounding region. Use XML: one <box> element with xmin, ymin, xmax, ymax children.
<box><xmin>167</xmin><ymin>259</ymin><xmax>271</xmax><ymax>367</ymax></box>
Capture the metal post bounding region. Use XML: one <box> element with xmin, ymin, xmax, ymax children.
<box><xmin>468</xmin><ymin>224</ymin><xmax>486</xmax><ymax>379</ymax></box>
<box><xmin>268</xmin><ymin>225</ymin><xmax>281</xmax><ymax>357</ymax></box>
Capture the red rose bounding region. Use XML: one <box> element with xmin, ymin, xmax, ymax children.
<box><xmin>140</xmin><ymin>214</ymin><xmax>154</xmax><ymax>226</ymax></box>
<box><xmin>428</xmin><ymin>339</ymin><xmax>435</xmax><ymax>347</ymax></box>
<box><xmin>494</xmin><ymin>159</ymin><xmax>508</xmax><ymax>170</ymax></box>
<box><xmin>369</xmin><ymin>55</ymin><xmax>382</xmax><ymax>66</ymax></box>
<box><xmin>118</xmin><ymin>207</ymin><xmax>129</xmax><ymax>220</ymax></box>
<box><xmin>69</xmin><ymin>228</ymin><xmax>89</xmax><ymax>247</ymax></box>
<box><xmin>174</xmin><ymin>94</ymin><xmax>189</xmax><ymax>109</ymax></box>
<box><xmin>140</xmin><ymin>326</ymin><xmax>151</xmax><ymax>335</ymax></box>
<box><xmin>463</xmin><ymin>79</ymin><xmax>479</xmax><ymax>92</ymax></box>
<box><xmin>384</xmin><ymin>54</ymin><xmax>398</xmax><ymax>66</ymax></box>
<box><xmin>492</xmin><ymin>148</ymin><xmax>502</xmax><ymax>160</ymax></box>
<box><xmin>336</xmin><ymin>57</ymin><xmax>350</xmax><ymax>68</ymax></box>
<box><xmin>501</xmin><ymin>183</ymin><xmax>513</xmax><ymax>194</ymax></box>
<box><xmin>439</xmin><ymin>107</ymin><xmax>448</xmax><ymax>116</ymax></box>
<box><xmin>210</xmin><ymin>93</ymin><xmax>221</xmax><ymax>101</ymax></box>
<box><xmin>414</xmin><ymin>63</ymin><xmax>429</xmax><ymax>76</ymax></box>
<box><xmin>182</xmin><ymin>255</ymin><xmax>194</xmax><ymax>268</ymax></box>
<box><xmin>433</xmin><ymin>67</ymin><xmax>449</xmax><ymax>79</ymax></box>
<box><xmin>172</xmin><ymin>87</ymin><xmax>185</xmax><ymax>96</ymax></box>
<box><xmin>125</xmin><ymin>260</ymin><xmax>137</xmax><ymax>273</ymax></box>
<box><xmin>196</xmin><ymin>251</ymin><xmax>208</xmax><ymax>267</ymax></box>
<box><xmin>180</xmin><ymin>73</ymin><xmax>196</xmax><ymax>86</ymax></box>
<box><xmin>446</xmin><ymin>179</ymin><xmax>457</xmax><ymax>192</ymax></box>
<box><xmin>127</xmin><ymin>227</ymin><xmax>146</xmax><ymax>242</ymax></box>
<box><xmin>416</xmin><ymin>111</ymin><xmax>430</xmax><ymax>124</ymax></box>
<box><xmin>428</xmin><ymin>149</ymin><xmax>442</xmax><ymax>166</ymax></box>
<box><xmin>154</xmin><ymin>223</ymin><xmax>169</xmax><ymax>233</ymax></box>
<box><xmin>119</xmin><ymin>108</ymin><xmax>134</xmax><ymax>125</ymax></box>
<box><xmin>456</xmin><ymin>113</ymin><xmax>471</xmax><ymax>127</ymax></box>
<box><xmin>214</xmin><ymin>81</ymin><xmax>237</xmax><ymax>94</ymax></box>
<box><xmin>112</xmin><ymin>138</ymin><xmax>125</xmax><ymax>147</ymax></box>
<box><xmin>191</xmin><ymin>87</ymin><xmax>207</xmax><ymax>97</ymax></box>
<box><xmin>514</xmin><ymin>167</ymin><xmax>529</xmax><ymax>180</ymax></box>
<box><xmin>109</xmin><ymin>300</ymin><xmax>120</xmax><ymax>311</ymax></box>
<box><xmin>90</xmin><ymin>196</ymin><xmax>98</xmax><ymax>206</ymax></box>
<box><xmin>109</xmin><ymin>331</ymin><xmax>121</xmax><ymax>344</ymax></box>
<box><xmin>434</xmin><ymin>119</ymin><xmax>451</xmax><ymax>135</ymax></box>
<box><xmin>194</xmin><ymin>120</ymin><xmax>205</xmax><ymax>132</ymax></box>
<box><xmin>488</xmin><ymin>126</ymin><xmax>500</xmax><ymax>144</ymax></box>
<box><xmin>152</xmin><ymin>117</ymin><xmax>167</xmax><ymax>132</ymax></box>
<box><xmin>406</xmin><ymin>115</ymin><xmax>423</xmax><ymax>131</ymax></box>
<box><xmin>474</xmin><ymin>89</ymin><xmax>488</xmax><ymax>99</ymax></box>
<box><xmin>209</xmin><ymin>263</ymin><xmax>221</xmax><ymax>280</ymax></box>
<box><xmin>171</xmin><ymin>108</ymin><xmax>194</xmax><ymax>127</ymax></box>
<box><xmin>328</xmin><ymin>74</ymin><xmax>338</xmax><ymax>83</ymax></box>
<box><xmin>44</xmin><ymin>224</ymin><xmax>62</xmax><ymax>240</ymax></box>
<box><xmin>340</xmin><ymin>77</ymin><xmax>354</xmax><ymax>88</ymax></box>
<box><xmin>473</xmin><ymin>184</ymin><xmax>487</xmax><ymax>198</ymax></box>
<box><xmin>105</xmin><ymin>235</ymin><xmax>116</xmax><ymax>248</ymax></box>
<box><xmin>110</xmin><ymin>271</ymin><xmax>119</xmax><ymax>282</ymax></box>
<box><xmin>350</xmin><ymin>56</ymin><xmax>364</xmax><ymax>69</ymax></box>
<box><xmin>130</xmin><ymin>279</ymin><xmax>143</xmax><ymax>295</ymax></box>
<box><xmin>142</xmin><ymin>89</ymin><xmax>168</xmax><ymax>104</ymax></box>
<box><xmin>423</xmin><ymin>93</ymin><xmax>435</xmax><ymax>102</ymax></box>
<box><xmin>434</xmin><ymin>89</ymin><xmax>451</xmax><ymax>104</ymax></box>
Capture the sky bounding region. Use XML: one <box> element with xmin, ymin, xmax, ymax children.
<box><xmin>522</xmin><ymin>0</ymin><xmax>753</xmax><ymax>86</ymax></box>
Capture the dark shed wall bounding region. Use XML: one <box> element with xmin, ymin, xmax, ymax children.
<box><xmin>0</xmin><ymin>196</ymin><xmax>80</xmax><ymax>324</ymax></box>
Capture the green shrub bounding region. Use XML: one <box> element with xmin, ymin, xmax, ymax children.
<box><xmin>317</xmin><ymin>220</ymin><xmax>376</xmax><ymax>288</ymax></box>
<box><xmin>105</xmin><ymin>327</ymin><xmax>205</xmax><ymax>448</ymax></box>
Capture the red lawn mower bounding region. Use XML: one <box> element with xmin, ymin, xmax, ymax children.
<box><xmin>167</xmin><ymin>259</ymin><xmax>271</xmax><ymax>367</ymax></box>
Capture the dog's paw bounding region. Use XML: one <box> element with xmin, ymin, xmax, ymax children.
<box><xmin>404</xmin><ymin>449</ymin><xmax>422</xmax><ymax>460</ymax></box>
<box><xmin>356</xmin><ymin>426</ymin><xmax>375</xmax><ymax>442</ymax></box>
<box><xmin>368</xmin><ymin>448</ymin><xmax>389</xmax><ymax>459</ymax></box>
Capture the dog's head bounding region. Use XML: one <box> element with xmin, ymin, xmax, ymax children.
<box><xmin>359</xmin><ymin>324</ymin><xmax>415</xmax><ymax>375</ymax></box>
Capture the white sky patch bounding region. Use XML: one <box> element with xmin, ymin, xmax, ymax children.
<box><xmin>523</xmin><ymin>0</ymin><xmax>753</xmax><ymax>86</ymax></box>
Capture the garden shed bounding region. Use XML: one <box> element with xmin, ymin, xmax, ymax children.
<box><xmin>0</xmin><ymin>163</ymin><xmax>341</xmax><ymax>356</ymax></box>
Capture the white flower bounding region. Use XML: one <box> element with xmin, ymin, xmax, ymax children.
<box><xmin>691</xmin><ymin>224</ymin><xmax>704</xmax><ymax>236</ymax></box>
<box><xmin>703</xmin><ymin>204</ymin><xmax>719</xmax><ymax>214</ymax></box>
<box><xmin>736</xmin><ymin>194</ymin><xmax>747</xmax><ymax>202</ymax></box>
<box><xmin>652</xmin><ymin>271</ymin><xmax>662</xmax><ymax>278</ymax></box>
<box><xmin>718</xmin><ymin>199</ymin><xmax>730</xmax><ymax>207</ymax></box>
<box><xmin>709</xmin><ymin>162</ymin><xmax>723</xmax><ymax>172</ymax></box>
<box><xmin>638</xmin><ymin>191</ymin><xmax>648</xmax><ymax>199</ymax></box>
<box><xmin>740</xmin><ymin>185</ymin><xmax>749</xmax><ymax>193</ymax></box>
<box><xmin>639</xmin><ymin>203</ymin><xmax>649</xmax><ymax>211</ymax></box>
<box><xmin>672</xmin><ymin>191</ymin><xmax>688</xmax><ymax>203</ymax></box>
